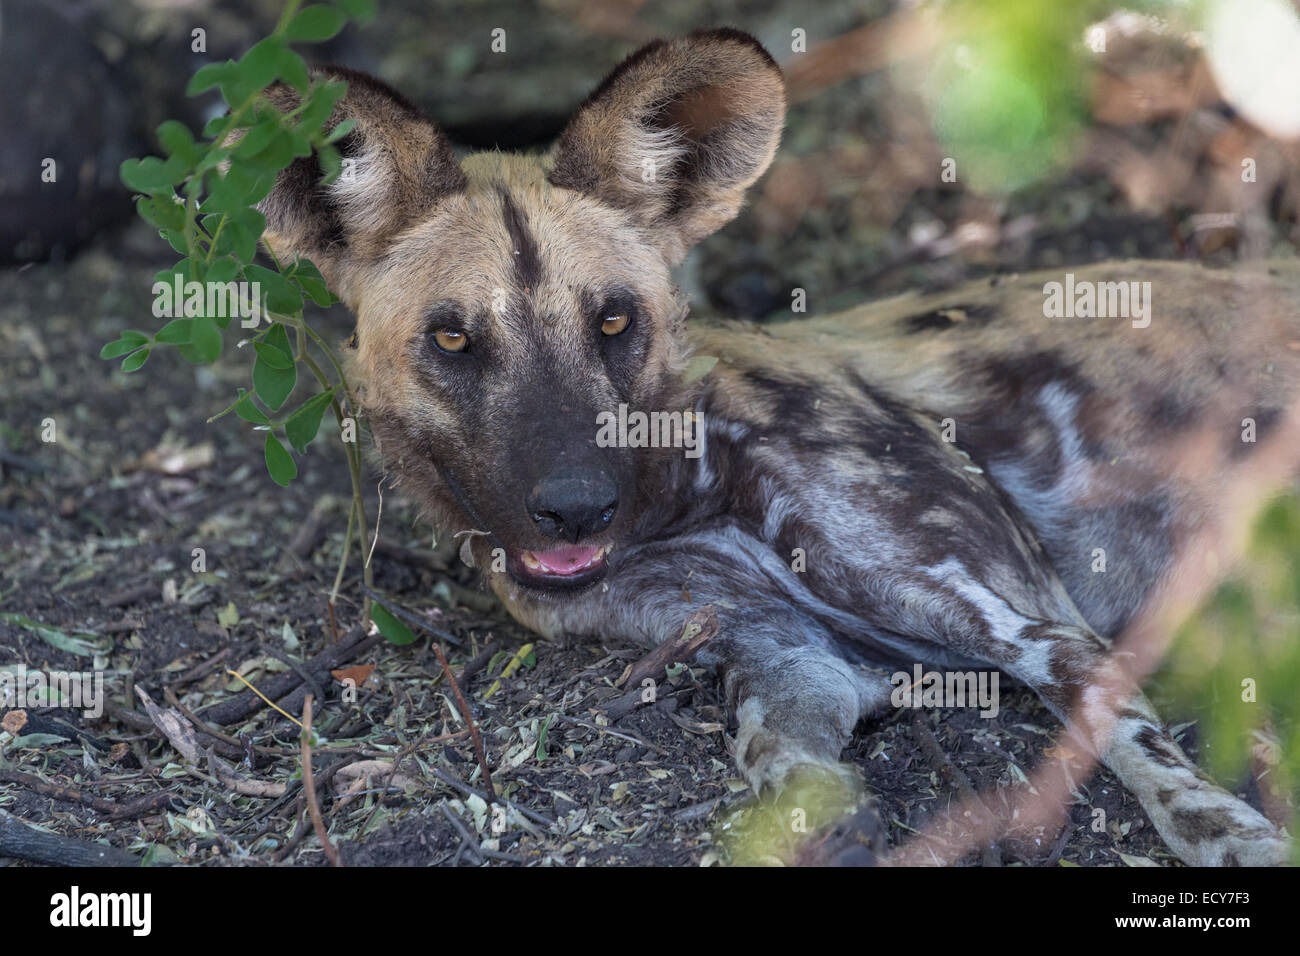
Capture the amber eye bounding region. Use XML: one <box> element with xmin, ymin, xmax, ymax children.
<box><xmin>601</xmin><ymin>313</ymin><xmax>630</xmax><ymax>336</ymax></box>
<box><xmin>433</xmin><ymin>329</ymin><xmax>468</xmax><ymax>353</ymax></box>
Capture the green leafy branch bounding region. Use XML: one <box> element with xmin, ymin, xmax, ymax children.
<box><xmin>108</xmin><ymin>0</ymin><xmax>379</xmax><ymax>624</ymax></box>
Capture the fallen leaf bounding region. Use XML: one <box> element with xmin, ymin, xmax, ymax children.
<box><xmin>1118</xmin><ymin>851</ymin><xmax>1160</xmax><ymax>867</ymax></box>
<box><xmin>331</xmin><ymin>664</ymin><xmax>375</xmax><ymax>686</ymax></box>
<box><xmin>133</xmin><ymin>440</ymin><xmax>215</xmax><ymax>475</ymax></box>
<box><xmin>1</xmin><ymin>709</ymin><xmax>28</xmax><ymax>735</ymax></box>
<box><xmin>135</xmin><ymin>687</ymin><xmax>202</xmax><ymax>763</ymax></box>
<box><xmin>331</xmin><ymin>759</ymin><xmax>418</xmax><ymax>794</ymax></box>
<box><xmin>0</xmin><ymin>613</ymin><xmax>106</xmax><ymax>657</ymax></box>
<box><xmin>216</xmin><ymin>602</ymin><xmax>240</xmax><ymax>629</ymax></box>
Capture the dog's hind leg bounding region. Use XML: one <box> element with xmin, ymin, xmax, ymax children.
<box><xmin>1010</xmin><ymin>624</ymin><xmax>1288</xmax><ymax>866</ymax></box>
<box><xmin>889</xmin><ymin>562</ymin><xmax>1290</xmax><ymax>866</ymax></box>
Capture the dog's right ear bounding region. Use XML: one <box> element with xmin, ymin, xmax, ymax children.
<box><xmin>245</xmin><ymin>68</ymin><xmax>466</xmax><ymax>303</ymax></box>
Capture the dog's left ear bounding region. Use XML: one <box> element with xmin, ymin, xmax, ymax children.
<box><xmin>548</xmin><ymin>28</ymin><xmax>785</xmax><ymax>264</ymax></box>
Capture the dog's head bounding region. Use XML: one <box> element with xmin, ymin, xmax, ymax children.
<box><xmin>257</xmin><ymin>30</ymin><xmax>784</xmax><ymax>596</ymax></box>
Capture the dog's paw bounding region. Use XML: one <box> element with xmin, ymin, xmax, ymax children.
<box><xmin>722</xmin><ymin>756</ymin><xmax>883</xmax><ymax>866</ymax></box>
<box><xmin>792</xmin><ymin>799</ymin><xmax>888</xmax><ymax>867</ymax></box>
<box><xmin>1148</xmin><ymin>776</ymin><xmax>1293</xmax><ymax>866</ymax></box>
<box><xmin>1200</xmin><ymin>828</ymin><xmax>1291</xmax><ymax>867</ymax></box>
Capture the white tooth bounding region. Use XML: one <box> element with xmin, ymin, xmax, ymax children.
<box><xmin>522</xmin><ymin>552</ymin><xmax>541</xmax><ymax>571</ymax></box>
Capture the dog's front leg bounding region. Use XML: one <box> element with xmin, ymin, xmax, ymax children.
<box><xmin>711</xmin><ymin>616</ymin><xmax>892</xmax><ymax>796</ymax></box>
<box><xmin>557</xmin><ymin>533</ymin><xmax>894</xmax><ymax>802</ymax></box>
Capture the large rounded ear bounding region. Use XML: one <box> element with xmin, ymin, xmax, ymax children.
<box><xmin>548</xmin><ymin>29</ymin><xmax>785</xmax><ymax>264</ymax></box>
<box><xmin>251</xmin><ymin>67</ymin><xmax>466</xmax><ymax>302</ymax></box>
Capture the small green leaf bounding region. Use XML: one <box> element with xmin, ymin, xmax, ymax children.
<box><xmin>190</xmin><ymin>315</ymin><xmax>222</xmax><ymax>362</ymax></box>
<box><xmin>232</xmin><ymin>117</ymin><xmax>280</xmax><ymax>159</ymax></box>
<box><xmin>252</xmin><ymin>340</ymin><xmax>294</xmax><ymax>370</ymax></box>
<box><xmin>284</xmin><ymin>5</ymin><xmax>347</xmax><ymax>42</ymax></box>
<box><xmin>288</xmin><ymin>258</ymin><xmax>327</xmax><ymax>282</ymax></box>
<box><xmin>253</xmin><ymin>359</ymin><xmax>296</xmax><ymax>410</ymax></box>
<box><xmin>277</xmin><ymin>46</ymin><xmax>311</xmax><ymax>92</ymax></box>
<box><xmin>202</xmin><ymin>114</ymin><xmax>228</xmax><ymax>138</ymax></box>
<box><xmin>234</xmin><ymin>389</ymin><xmax>271</xmax><ymax>425</ymax></box>
<box><xmin>217</xmin><ymin>71</ymin><xmax>260</xmax><ymax>110</ymax></box>
<box><xmin>206</xmin><ymin>257</ymin><xmax>240</xmax><ymax>284</ymax></box>
<box><xmin>263</xmin><ymin>433</ymin><xmax>297</xmax><ymax>485</ymax></box>
<box><xmin>136</xmin><ymin>195</ymin><xmax>186</xmax><ymax>231</ymax></box>
<box><xmin>317</xmin><ymin>143</ymin><xmax>342</xmax><ymax>184</ymax></box>
<box><xmin>161</xmin><ymin>228</ymin><xmax>189</xmax><ymax>255</ymax></box>
<box><xmin>371</xmin><ymin>602</ymin><xmax>417</xmax><ymax>646</ymax></box>
<box><xmin>155</xmin><ymin>258</ymin><xmax>194</xmax><ymax>289</ymax></box>
<box><xmin>120</xmin><ymin>156</ymin><xmax>184</xmax><ymax>194</ymax></box>
<box><xmin>196</xmin><ymin>144</ymin><xmax>233</xmax><ymax>174</ymax></box>
<box><xmin>253</xmin><ymin>323</ymin><xmax>297</xmax><ymax>410</ymax></box>
<box><xmin>157</xmin><ymin>120</ymin><xmax>200</xmax><ymax>166</ymax></box>
<box><xmin>335</xmin><ymin>0</ymin><xmax>378</xmax><ymax>23</ymax></box>
<box><xmin>241</xmin><ymin>129</ymin><xmax>299</xmax><ymax>174</ymax></box>
<box><xmin>201</xmin><ymin>164</ymin><xmax>276</xmax><ymax>214</ymax></box>
<box><xmin>155</xmin><ymin>318</ymin><xmax>193</xmax><ymax>345</ymax></box>
<box><xmin>0</xmin><ymin>614</ymin><xmax>109</xmax><ymax>657</ymax></box>
<box><xmin>536</xmin><ymin>713</ymin><xmax>555</xmax><ymax>762</ymax></box>
<box><xmin>297</xmin><ymin>79</ymin><xmax>348</xmax><ymax>132</ymax></box>
<box><xmin>216</xmin><ymin>602</ymin><xmax>241</xmax><ymax>628</ymax></box>
<box><xmin>322</xmin><ymin>118</ymin><xmax>356</xmax><ymax>144</ymax></box>
<box><xmin>100</xmin><ymin>338</ymin><xmax>136</xmax><ymax>359</ymax></box>
<box><xmin>121</xmin><ymin>348</ymin><xmax>150</xmax><ymax>372</ymax></box>
<box><xmin>186</xmin><ymin>61</ymin><xmax>233</xmax><ymax>96</ymax></box>
<box><xmin>245</xmin><ymin>264</ymin><xmax>304</xmax><ymax>314</ymax></box>
<box><xmin>236</xmin><ymin>36</ymin><xmax>284</xmax><ymax>91</ymax></box>
<box><xmin>285</xmin><ymin>388</ymin><xmax>337</xmax><ymax>452</ymax></box>
<box><xmin>287</xmin><ymin>257</ymin><xmax>336</xmax><ymax>306</ymax></box>
<box><xmin>222</xmin><ymin>208</ymin><xmax>265</xmax><ymax>264</ymax></box>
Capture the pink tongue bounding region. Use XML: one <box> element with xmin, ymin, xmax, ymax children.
<box><xmin>531</xmin><ymin>544</ymin><xmax>602</xmax><ymax>574</ymax></box>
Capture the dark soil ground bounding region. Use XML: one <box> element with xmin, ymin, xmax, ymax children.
<box><xmin>2</xmin><ymin>1</ymin><xmax>1297</xmax><ymax>868</ymax></box>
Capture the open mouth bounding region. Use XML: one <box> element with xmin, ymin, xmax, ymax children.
<box><xmin>508</xmin><ymin>542</ymin><xmax>612</xmax><ymax>591</ymax></box>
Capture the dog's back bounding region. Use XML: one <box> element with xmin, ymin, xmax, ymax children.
<box><xmin>693</xmin><ymin>259</ymin><xmax>1300</xmax><ymax>635</ymax></box>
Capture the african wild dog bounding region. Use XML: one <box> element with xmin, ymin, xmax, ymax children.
<box><xmin>251</xmin><ymin>30</ymin><xmax>1298</xmax><ymax>865</ymax></box>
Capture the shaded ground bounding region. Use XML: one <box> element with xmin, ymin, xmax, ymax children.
<box><xmin>3</xmin><ymin>1</ymin><xmax>1297</xmax><ymax>867</ymax></box>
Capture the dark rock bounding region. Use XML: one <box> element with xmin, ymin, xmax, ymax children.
<box><xmin>0</xmin><ymin>0</ymin><xmax>139</xmax><ymax>262</ymax></box>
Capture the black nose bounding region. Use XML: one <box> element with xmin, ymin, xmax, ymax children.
<box><xmin>527</xmin><ymin>467</ymin><xmax>618</xmax><ymax>542</ymax></box>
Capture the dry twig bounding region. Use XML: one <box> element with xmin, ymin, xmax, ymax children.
<box><xmin>301</xmin><ymin>695</ymin><xmax>343</xmax><ymax>867</ymax></box>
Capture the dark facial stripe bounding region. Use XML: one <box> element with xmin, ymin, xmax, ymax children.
<box><xmin>499</xmin><ymin>188</ymin><xmax>542</xmax><ymax>291</ymax></box>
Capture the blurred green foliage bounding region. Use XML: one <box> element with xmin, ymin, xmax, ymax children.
<box><xmin>925</xmin><ymin>0</ymin><xmax>1171</xmax><ymax>192</ymax></box>
<box><xmin>1160</xmin><ymin>491</ymin><xmax>1300</xmax><ymax>851</ymax></box>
